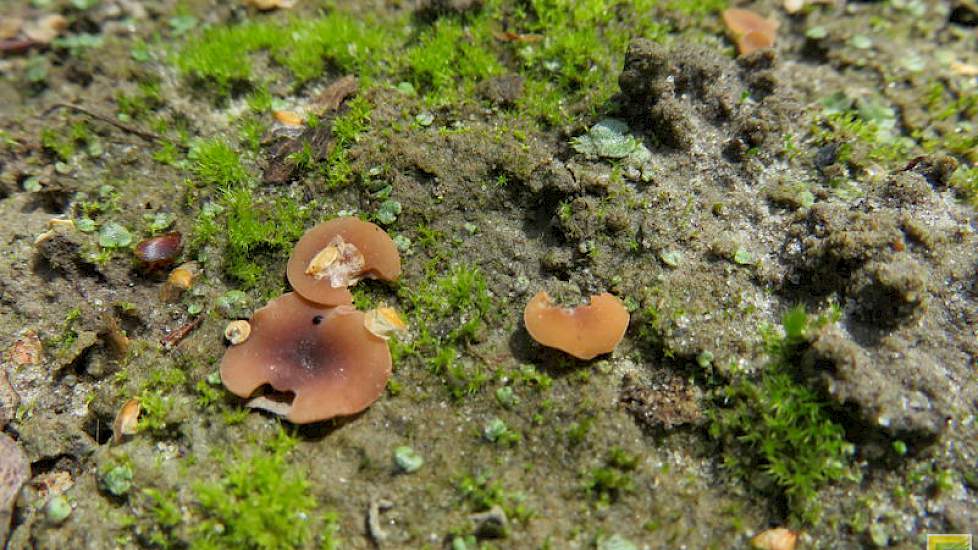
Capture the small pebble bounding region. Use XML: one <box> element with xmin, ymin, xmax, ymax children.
<box><xmin>393</xmin><ymin>446</ymin><xmax>424</xmax><ymax>473</ymax></box>
<box><xmin>44</xmin><ymin>495</ymin><xmax>71</xmax><ymax>525</ymax></box>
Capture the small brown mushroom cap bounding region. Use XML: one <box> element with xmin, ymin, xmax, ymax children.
<box><xmin>722</xmin><ymin>8</ymin><xmax>779</xmax><ymax>55</ymax></box>
<box><xmin>523</xmin><ymin>291</ymin><xmax>629</xmax><ymax>360</ymax></box>
<box><xmin>287</xmin><ymin>217</ymin><xmax>402</xmax><ymax>306</ymax></box>
<box><xmin>219</xmin><ymin>292</ymin><xmax>392</xmax><ymax>424</ymax></box>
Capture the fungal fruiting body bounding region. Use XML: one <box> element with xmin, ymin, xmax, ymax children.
<box><xmin>219</xmin><ymin>292</ymin><xmax>392</xmax><ymax>424</ymax></box>
<box><xmin>287</xmin><ymin>217</ymin><xmax>401</xmax><ymax>306</ymax></box>
<box><xmin>523</xmin><ymin>291</ymin><xmax>629</xmax><ymax>360</ymax></box>
<box><xmin>722</xmin><ymin>8</ymin><xmax>779</xmax><ymax>56</ymax></box>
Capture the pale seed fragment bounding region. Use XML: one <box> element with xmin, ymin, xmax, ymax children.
<box><xmin>23</xmin><ymin>14</ymin><xmax>67</xmax><ymax>44</ymax></box>
<box><xmin>224</xmin><ymin>320</ymin><xmax>251</xmax><ymax>345</ymax></box>
<box><xmin>273</xmin><ymin>110</ymin><xmax>304</xmax><ymax>126</ymax></box>
<box><xmin>304</xmin><ymin>236</ymin><xmax>365</xmax><ymax>288</ymax></box>
<box><xmin>951</xmin><ymin>60</ymin><xmax>978</xmax><ymax>77</ymax></box>
<box><xmin>364</xmin><ymin>306</ymin><xmax>407</xmax><ymax>340</ymax></box>
<box><xmin>0</xmin><ymin>17</ymin><xmax>23</xmax><ymax>40</ymax></box>
<box><xmin>751</xmin><ymin>528</ymin><xmax>799</xmax><ymax>550</ymax></box>
<box><xmin>244</xmin><ymin>0</ymin><xmax>296</xmax><ymax>10</ymax></box>
<box><xmin>161</xmin><ymin>262</ymin><xmax>198</xmax><ymax>302</ymax></box>
<box><xmin>112</xmin><ymin>398</ymin><xmax>141</xmax><ymax>445</ymax></box>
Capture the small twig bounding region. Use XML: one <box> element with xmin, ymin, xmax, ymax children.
<box><xmin>0</xmin><ymin>38</ymin><xmax>37</xmax><ymax>54</ymax></box>
<box><xmin>161</xmin><ymin>316</ymin><xmax>203</xmax><ymax>350</ymax></box>
<box><xmin>42</xmin><ymin>102</ymin><xmax>165</xmax><ymax>144</ymax></box>
<box><xmin>366</xmin><ymin>498</ymin><xmax>393</xmax><ymax>546</ymax></box>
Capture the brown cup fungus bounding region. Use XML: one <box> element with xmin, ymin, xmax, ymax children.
<box><xmin>219</xmin><ymin>292</ymin><xmax>392</xmax><ymax>424</ymax></box>
<box><xmin>722</xmin><ymin>8</ymin><xmax>779</xmax><ymax>56</ymax></box>
<box><xmin>287</xmin><ymin>217</ymin><xmax>401</xmax><ymax>306</ymax></box>
<box><xmin>523</xmin><ymin>291</ymin><xmax>629</xmax><ymax>360</ymax></box>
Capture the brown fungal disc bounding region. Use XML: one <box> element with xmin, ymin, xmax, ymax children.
<box><xmin>722</xmin><ymin>8</ymin><xmax>778</xmax><ymax>56</ymax></box>
<box><xmin>287</xmin><ymin>217</ymin><xmax>401</xmax><ymax>306</ymax></box>
<box><xmin>219</xmin><ymin>292</ymin><xmax>392</xmax><ymax>424</ymax></box>
<box><xmin>134</xmin><ymin>232</ymin><xmax>183</xmax><ymax>269</ymax></box>
<box><xmin>523</xmin><ymin>291</ymin><xmax>629</xmax><ymax>360</ymax></box>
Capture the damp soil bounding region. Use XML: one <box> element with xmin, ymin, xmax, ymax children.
<box><xmin>1</xmin><ymin>0</ymin><xmax>978</xmax><ymax>549</ymax></box>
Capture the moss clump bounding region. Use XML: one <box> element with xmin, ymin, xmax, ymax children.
<box><xmin>951</xmin><ymin>165</ymin><xmax>978</xmax><ymax>207</ymax></box>
<box><xmin>709</xmin><ymin>306</ymin><xmax>855</xmax><ymax>524</ymax></box>
<box><xmin>583</xmin><ymin>447</ymin><xmax>638</xmax><ymax>506</ymax></box>
<box><xmin>458</xmin><ymin>471</ymin><xmax>533</xmax><ymax>524</ymax></box>
<box><xmin>397</xmin><ymin>264</ymin><xmax>494</xmax><ymax>399</ymax></box>
<box><xmin>496</xmin><ymin>0</ymin><xmax>669</xmax><ymax>125</ymax></box>
<box><xmin>191</xmin><ymin>430</ymin><xmax>316</xmax><ymax>550</ymax></box>
<box><xmin>177</xmin><ymin>14</ymin><xmax>391</xmax><ymax>94</ymax></box>
<box><xmin>222</xmin><ymin>188</ymin><xmax>309</xmax><ymax>292</ymax></box>
<box><xmin>136</xmin><ymin>364</ymin><xmax>189</xmax><ymax>437</ymax></box>
<box><xmin>324</xmin><ymin>94</ymin><xmax>373</xmax><ymax>190</ymax></box>
<box><xmin>189</xmin><ymin>138</ymin><xmax>250</xmax><ymax>189</ymax></box>
<box><xmin>405</xmin><ymin>16</ymin><xmax>501</xmax><ymax>104</ymax></box>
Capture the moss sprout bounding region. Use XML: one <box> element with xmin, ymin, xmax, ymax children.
<box><xmin>709</xmin><ymin>306</ymin><xmax>855</xmax><ymax>524</ymax></box>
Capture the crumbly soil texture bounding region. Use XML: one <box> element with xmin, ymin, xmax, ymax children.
<box><xmin>1</xmin><ymin>0</ymin><xmax>977</xmax><ymax>548</ymax></box>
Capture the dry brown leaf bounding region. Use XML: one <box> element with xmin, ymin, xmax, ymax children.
<box><xmin>493</xmin><ymin>30</ymin><xmax>543</xmax><ymax>43</ymax></box>
<box><xmin>31</xmin><ymin>471</ymin><xmax>73</xmax><ymax>499</ymax></box>
<box><xmin>9</xmin><ymin>330</ymin><xmax>42</xmax><ymax>366</ymax></box>
<box><xmin>22</xmin><ymin>14</ymin><xmax>67</xmax><ymax>45</ymax></box>
<box><xmin>0</xmin><ymin>17</ymin><xmax>24</xmax><ymax>41</ymax></box>
<box><xmin>312</xmin><ymin>75</ymin><xmax>359</xmax><ymax>115</ymax></box>
<box><xmin>0</xmin><ymin>433</ymin><xmax>29</xmax><ymax>546</ymax></box>
<box><xmin>101</xmin><ymin>313</ymin><xmax>130</xmax><ymax>358</ymax></box>
<box><xmin>0</xmin><ymin>370</ymin><xmax>19</xmax><ymax>430</ymax></box>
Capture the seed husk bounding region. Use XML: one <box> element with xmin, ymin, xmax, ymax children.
<box><xmin>224</xmin><ymin>320</ymin><xmax>251</xmax><ymax>345</ymax></box>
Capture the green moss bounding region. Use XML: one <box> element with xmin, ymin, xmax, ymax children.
<box><xmin>458</xmin><ymin>471</ymin><xmax>532</xmax><ymax>523</ymax></box>
<box><xmin>663</xmin><ymin>0</ymin><xmax>727</xmax><ymax>16</ymax></box>
<box><xmin>222</xmin><ymin>188</ymin><xmax>309</xmax><ymax>291</ymax></box>
<box><xmin>115</xmin><ymin>79</ymin><xmax>164</xmax><ymax>121</ymax></box>
<box><xmin>190</xmin><ymin>429</ymin><xmax>316</xmax><ymax>550</ymax></box>
<box><xmin>137</xmin><ymin>365</ymin><xmax>188</xmax><ymax>437</ymax></box>
<box><xmin>177</xmin><ymin>14</ymin><xmax>391</xmax><ymax>95</ymax></box>
<box><xmin>142</xmin><ymin>488</ymin><xmax>182</xmax><ymax>547</ymax></box>
<box><xmin>323</xmin><ymin>94</ymin><xmax>373</xmax><ymax>189</ymax></box>
<box><xmin>189</xmin><ymin>138</ymin><xmax>250</xmax><ymax>189</ymax></box>
<box><xmin>708</xmin><ymin>306</ymin><xmax>855</xmax><ymax>524</ymax></box>
<box><xmin>41</xmin><ymin>122</ymin><xmax>94</xmax><ymax>162</ymax></box>
<box><xmin>951</xmin><ymin>165</ymin><xmax>978</xmax><ymax>207</ymax></box>
<box><xmin>500</xmin><ymin>0</ymin><xmax>669</xmax><ymax>125</ymax></box>
<box><xmin>583</xmin><ymin>447</ymin><xmax>639</xmax><ymax>506</ymax></box>
<box><xmin>405</xmin><ymin>16</ymin><xmax>501</xmax><ymax>104</ymax></box>
<box><xmin>397</xmin><ymin>264</ymin><xmax>494</xmax><ymax>399</ymax></box>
